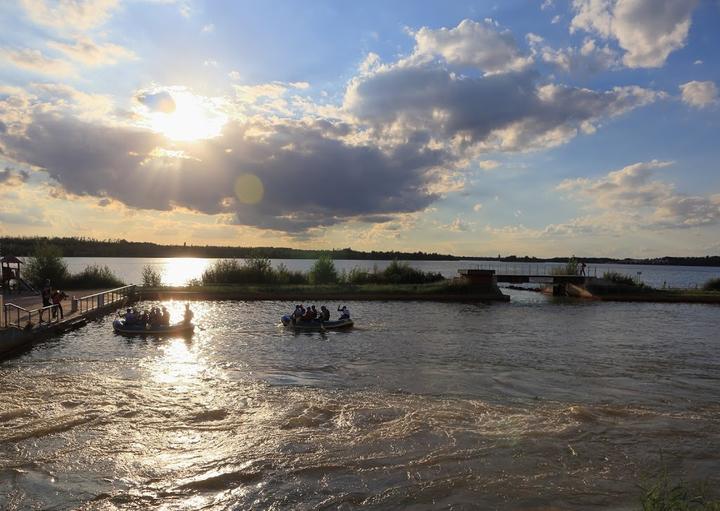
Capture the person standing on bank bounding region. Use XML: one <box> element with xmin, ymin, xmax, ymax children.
<box><xmin>41</xmin><ymin>279</ymin><xmax>52</xmax><ymax>322</ymax></box>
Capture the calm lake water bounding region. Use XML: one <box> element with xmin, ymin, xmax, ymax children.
<box><xmin>62</xmin><ymin>257</ymin><xmax>720</xmax><ymax>289</ymax></box>
<box><xmin>1</xmin><ymin>291</ymin><xmax>719</xmax><ymax>509</ymax></box>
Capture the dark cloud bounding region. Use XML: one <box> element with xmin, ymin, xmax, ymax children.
<box><xmin>136</xmin><ymin>91</ymin><xmax>176</xmax><ymax>113</ymax></box>
<box><xmin>0</xmin><ymin>167</ymin><xmax>29</xmax><ymax>185</ymax></box>
<box><xmin>0</xmin><ymin>112</ymin><xmax>446</xmax><ymax>232</ymax></box>
<box><xmin>347</xmin><ymin>65</ymin><xmax>658</xmax><ymax>151</ymax></box>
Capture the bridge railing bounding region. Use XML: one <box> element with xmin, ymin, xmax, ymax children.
<box><xmin>3</xmin><ymin>302</ymin><xmax>61</xmax><ymax>329</ymax></box>
<box><xmin>471</xmin><ymin>262</ymin><xmax>598</xmax><ymax>277</ymax></box>
<box><xmin>76</xmin><ymin>285</ymin><xmax>136</xmax><ymax>314</ymax></box>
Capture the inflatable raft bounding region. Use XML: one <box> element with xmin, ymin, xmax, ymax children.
<box><xmin>281</xmin><ymin>315</ymin><xmax>353</xmax><ymax>331</ymax></box>
<box><xmin>113</xmin><ymin>319</ymin><xmax>195</xmax><ymax>336</ymax></box>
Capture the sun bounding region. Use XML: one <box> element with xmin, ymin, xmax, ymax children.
<box><xmin>146</xmin><ymin>90</ymin><xmax>227</xmax><ymax>141</ymax></box>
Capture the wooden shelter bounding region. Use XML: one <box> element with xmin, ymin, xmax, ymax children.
<box><xmin>1</xmin><ymin>255</ymin><xmax>23</xmax><ymax>284</ymax></box>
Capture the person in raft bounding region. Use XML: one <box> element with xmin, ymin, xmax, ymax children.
<box><xmin>183</xmin><ymin>303</ymin><xmax>194</xmax><ymax>324</ymax></box>
<box><xmin>319</xmin><ymin>305</ymin><xmax>330</xmax><ymax>322</ymax></box>
<box><xmin>337</xmin><ymin>305</ymin><xmax>350</xmax><ymax>320</ymax></box>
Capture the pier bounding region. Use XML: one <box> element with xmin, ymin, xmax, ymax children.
<box><xmin>0</xmin><ymin>285</ymin><xmax>137</xmax><ymax>357</ymax></box>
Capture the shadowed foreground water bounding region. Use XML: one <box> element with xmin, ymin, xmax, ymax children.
<box><xmin>1</xmin><ymin>292</ymin><xmax>719</xmax><ymax>509</ymax></box>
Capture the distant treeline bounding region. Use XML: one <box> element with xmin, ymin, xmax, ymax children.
<box><xmin>0</xmin><ymin>236</ymin><xmax>457</xmax><ymax>261</ymax></box>
<box><xmin>1</xmin><ymin>237</ymin><xmax>719</xmax><ymax>267</ymax></box>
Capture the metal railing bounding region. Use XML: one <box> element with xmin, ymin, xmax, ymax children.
<box><xmin>76</xmin><ymin>285</ymin><xmax>136</xmax><ymax>314</ymax></box>
<box><xmin>471</xmin><ymin>262</ymin><xmax>598</xmax><ymax>277</ymax></box>
<box><xmin>3</xmin><ymin>302</ymin><xmax>61</xmax><ymax>329</ymax></box>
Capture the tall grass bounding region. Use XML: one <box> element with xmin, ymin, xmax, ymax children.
<box><xmin>550</xmin><ymin>257</ymin><xmax>580</xmax><ymax>276</ymax></box>
<box><xmin>640</xmin><ymin>465</ymin><xmax>720</xmax><ymax>510</ymax></box>
<box><xmin>201</xmin><ymin>257</ymin><xmax>294</xmax><ymax>285</ymax></box>
<box><xmin>702</xmin><ymin>278</ymin><xmax>720</xmax><ymax>292</ymax></box>
<box><xmin>63</xmin><ymin>264</ymin><xmax>124</xmax><ymax>289</ymax></box>
<box><xmin>200</xmin><ymin>257</ymin><xmax>444</xmax><ymax>286</ymax></box>
<box><xmin>603</xmin><ymin>271</ymin><xmax>643</xmax><ymax>287</ymax></box>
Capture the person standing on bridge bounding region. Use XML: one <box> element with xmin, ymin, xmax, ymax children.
<box><xmin>580</xmin><ymin>261</ymin><xmax>587</xmax><ymax>276</ymax></box>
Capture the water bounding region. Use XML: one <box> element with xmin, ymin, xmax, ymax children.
<box><xmin>1</xmin><ymin>292</ymin><xmax>719</xmax><ymax>509</ymax></box>
<box><xmin>62</xmin><ymin>257</ymin><xmax>720</xmax><ymax>288</ymax></box>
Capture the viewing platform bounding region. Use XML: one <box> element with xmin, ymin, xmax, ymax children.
<box><xmin>0</xmin><ymin>285</ymin><xmax>137</xmax><ymax>358</ymax></box>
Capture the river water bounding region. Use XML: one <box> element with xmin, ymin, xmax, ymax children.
<box><xmin>1</xmin><ymin>290</ymin><xmax>719</xmax><ymax>509</ymax></box>
<box><xmin>61</xmin><ymin>257</ymin><xmax>720</xmax><ymax>289</ymax></box>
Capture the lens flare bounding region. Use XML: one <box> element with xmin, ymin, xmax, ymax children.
<box><xmin>234</xmin><ymin>174</ymin><xmax>264</xmax><ymax>204</ymax></box>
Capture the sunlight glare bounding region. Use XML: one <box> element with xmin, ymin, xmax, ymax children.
<box><xmin>147</xmin><ymin>90</ymin><xmax>227</xmax><ymax>141</ymax></box>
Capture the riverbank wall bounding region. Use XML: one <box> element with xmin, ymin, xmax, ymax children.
<box><xmin>546</xmin><ymin>278</ymin><xmax>720</xmax><ymax>304</ymax></box>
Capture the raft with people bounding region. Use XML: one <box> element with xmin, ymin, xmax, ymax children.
<box><xmin>281</xmin><ymin>304</ymin><xmax>354</xmax><ymax>331</ymax></box>
<box><xmin>113</xmin><ymin>304</ymin><xmax>195</xmax><ymax>336</ymax></box>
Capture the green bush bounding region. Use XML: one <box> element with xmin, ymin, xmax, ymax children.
<box><xmin>275</xmin><ymin>263</ymin><xmax>308</xmax><ymax>284</ymax></box>
<box><xmin>702</xmin><ymin>278</ymin><xmax>720</xmax><ymax>292</ymax></box>
<box><xmin>201</xmin><ymin>257</ymin><xmax>277</xmax><ymax>284</ymax></box>
<box><xmin>603</xmin><ymin>271</ymin><xmax>641</xmax><ymax>287</ymax></box>
<box><xmin>309</xmin><ymin>255</ymin><xmax>338</xmax><ymax>284</ymax></box>
<box><xmin>23</xmin><ymin>243</ymin><xmax>69</xmax><ymax>288</ymax></box>
<box><xmin>382</xmin><ymin>260</ymin><xmax>444</xmax><ymax>284</ymax></box>
<box><xmin>141</xmin><ymin>264</ymin><xmax>163</xmax><ymax>287</ymax></box>
<box><xmin>64</xmin><ymin>264</ymin><xmax>124</xmax><ymax>289</ymax></box>
<box><xmin>551</xmin><ymin>256</ymin><xmax>580</xmax><ymax>276</ymax></box>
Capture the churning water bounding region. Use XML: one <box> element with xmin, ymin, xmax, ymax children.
<box><xmin>1</xmin><ymin>291</ymin><xmax>719</xmax><ymax>509</ymax></box>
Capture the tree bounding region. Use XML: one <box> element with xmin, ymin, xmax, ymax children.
<box><xmin>309</xmin><ymin>255</ymin><xmax>338</xmax><ymax>284</ymax></box>
<box><xmin>24</xmin><ymin>243</ymin><xmax>69</xmax><ymax>288</ymax></box>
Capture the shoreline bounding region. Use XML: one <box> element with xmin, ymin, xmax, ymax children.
<box><xmin>137</xmin><ymin>284</ymin><xmax>511</xmax><ymax>302</ymax></box>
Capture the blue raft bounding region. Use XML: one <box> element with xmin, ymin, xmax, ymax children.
<box><xmin>113</xmin><ymin>319</ymin><xmax>195</xmax><ymax>336</ymax></box>
<box><xmin>281</xmin><ymin>315</ymin><xmax>353</xmax><ymax>331</ymax></box>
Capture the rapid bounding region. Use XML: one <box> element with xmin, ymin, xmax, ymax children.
<box><xmin>1</xmin><ymin>292</ymin><xmax>719</xmax><ymax>509</ymax></box>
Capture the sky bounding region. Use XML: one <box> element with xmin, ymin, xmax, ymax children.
<box><xmin>0</xmin><ymin>0</ymin><xmax>719</xmax><ymax>257</ymax></box>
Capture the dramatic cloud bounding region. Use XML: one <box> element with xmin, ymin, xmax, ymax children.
<box><xmin>570</xmin><ymin>0</ymin><xmax>698</xmax><ymax>68</ymax></box>
<box><xmin>0</xmin><ymin>18</ymin><xmax>666</xmax><ymax>234</ymax></box>
<box><xmin>680</xmin><ymin>81</ymin><xmax>718</xmax><ymax>109</ymax></box>
<box><xmin>48</xmin><ymin>37</ymin><xmax>136</xmax><ymax>66</ymax></box>
<box><xmin>346</xmin><ymin>64</ymin><xmax>660</xmax><ymax>153</ymax></box>
<box><xmin>557</xmin><ymin>160</ymin><xmax>720</xmax><ymax>229</ymax></box>
<box><xmin>411</xmin><ymin>19</ymin><xmax>532</xmax><ymax>74</ymax></box>
<box><xmin>0</xmin><ymin>111</ymin><xmax>447</xmax><ymax>232</ymax></box>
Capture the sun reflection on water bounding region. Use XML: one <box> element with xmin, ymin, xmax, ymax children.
<box><xmin>160</xmin><ymin>258</ymin><xmax>212</xmax><ymax>286</ymax></box>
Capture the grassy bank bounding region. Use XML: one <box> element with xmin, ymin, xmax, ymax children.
<box><xmin>138</xmin><ymin>280</ymin><xmax>509</xmax><ymax>302</ymax></box>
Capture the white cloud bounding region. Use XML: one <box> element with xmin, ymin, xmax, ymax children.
<box><xmin>0</xmin><ymin>48</ymin><xmax>74</xmax><ymax>76</ymax></box>
<box><xmin>446</xmin><ymin>217</ymin><xmax>471</xmax><ymax>232</ymax></box>
<box><xmin>202</xmin><ymin>23</ymin><xmax>215</xmax><ymax>33</ymax></box>
<box><xmin>411</xmin><ymin>19</ymin><xmax>533</xmax><ymax>74</ymax></box>
<box><xmin>48</xmin><ymin>37</ymin><xmax>135</xmax><ymax>66</ymax></box>
<box><xmin>570</xmin><ymin>0</ymin><xmax>699</xmax><ymax>68</ymax></box>
<box><xmin>478</xmin><ymin>160</ymin><xmax>500</xmax><ymax>170</ymax></box>
<box><xmin>557</xmin><ymin>160</ymin><xmax>720</xmax><ymax>229</ymax></box>
<box><xmin>529</xmin><ymin>34</ymin><xmax>619</xmax><ymax>73</ymax></box>
<box><xmin>679</xmin><ymin>81</ymin><xmax>718</xmax><ymax>109</ymax></box>
<box><xmin>473</xmin><ymin>203</ymin><xmax>483</xmax><ymax>212</ymax></box>
<box><xmin>20</xmin><ymin>0</ymin><xmax>119</xmax><ymax>32</ymax></box>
